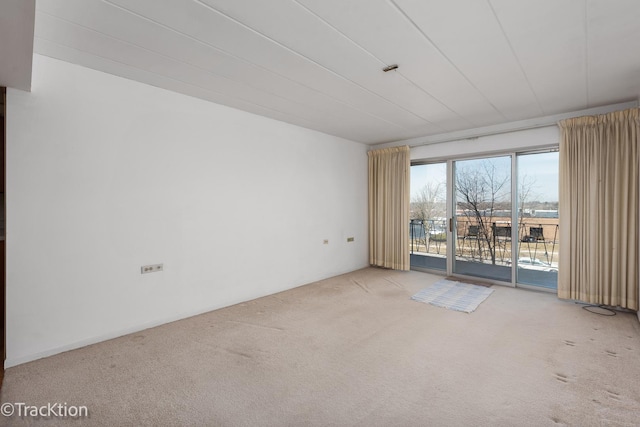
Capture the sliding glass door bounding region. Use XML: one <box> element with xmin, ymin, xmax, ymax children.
<box><xmin>516</xmin><ymin>152</ymin><xmax>559</xmax><ymax>289</ymax></box>
<box><xmin>410</xmin><ymin>150</ymin><xmax>558</xmax><ymax>290</ymax></box>
<box><xmin>453</xmin><ymin>156</ymin><xmax>512</xmax><ymax>282</ymax></box>
<box><xmin>409</xmin><ymin>163</ymin><xmax>447</xmax><ymax>271</ymax></box>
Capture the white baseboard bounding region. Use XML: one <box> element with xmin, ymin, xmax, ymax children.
<box><xmin>4</xmin><ymin>264</ymin><xmax>368</xmax><ymax>368</ymax></box>
<box><xmin>4</xmin><ymin>301</ymin><xmax>234</xmax><ymax>368</ymax></box>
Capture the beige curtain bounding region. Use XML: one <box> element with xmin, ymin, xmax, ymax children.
<box><xmin>558</xmin><ymin>108</ymin><xmax>639</xmax><ymax>310</ymax></box>
<box><xmin>368</xmin><ymin>146</ymin><xmax>410</xmax><ymax>270</ymax></box>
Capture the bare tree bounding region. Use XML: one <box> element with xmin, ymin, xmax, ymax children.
<box><xmin>455</xmin><ymin>160</ymin><xmax>510</xmax><ymax>264</ymax></box>
<box><xmin>518</xmin><ymin>174</ymin><xmax>538</xmax><ymax>218</ymax></box>
<box><xmin>516</xmin><ymin>173</ymin><xmax>540</xmax><ymax>245</ymax></box>
<box><xmin>411</xmin><ymin>181</ymin><xmax>445</xmax><ymax>250</ymax></box>
<box><xmin>412</xmin><ymin>182</ymin><xmax>445</xmax><ymax>222</ymax></box>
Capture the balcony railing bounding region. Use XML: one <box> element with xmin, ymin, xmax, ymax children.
<box><xmin>410</xmin><ymin>217</ymin><xmax>559</xmax><ymax>271</ymax></box>
<box><xmin>410</xmin><ymin>218</ymin><xmax>447</xmax><ymax>255</ymax></box>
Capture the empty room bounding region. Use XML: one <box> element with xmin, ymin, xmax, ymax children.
<box><xmin>0</xmin><ymin>0</ymin><xmax>639</xmax><ymax>425</ymax></box>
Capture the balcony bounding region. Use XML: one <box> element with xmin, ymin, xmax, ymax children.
<box><xmin>410</xmin><ymin>217</ymin><xmax>559</xmax><ymax>289</ymax></box>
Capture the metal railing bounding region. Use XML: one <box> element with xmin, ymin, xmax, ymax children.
<box><xmin>410</xmin><ymin>218</ymin><xmax>447</xmax><ymax>255</ymax></box>
<box><xmin>410</xmin><ymin>217</ymin><xmax>559</xmax><ymax>269</ymax></box>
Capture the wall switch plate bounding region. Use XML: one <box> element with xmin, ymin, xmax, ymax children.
<box><xmin>141</xmin><ymin>263</ymin><xmax>163</xmax><ymax>274</ymax></box>
<box><xmin>347</xmin><ymin>237</ymin><xmax>355</xmax><ymax>242</ymax></box>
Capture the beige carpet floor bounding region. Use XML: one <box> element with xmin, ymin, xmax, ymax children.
<box><xmin>1</xmin><ymin>267</ymin><xmax>640</xmax><ymax>426</ymax></box>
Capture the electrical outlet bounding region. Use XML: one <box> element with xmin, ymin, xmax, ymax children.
<box><xmin>141</xmin><ymin>263</ymin><xmax>163</xmax><ymax>274</ymax></box>
<box><xmin>347</xmin><ymin>237</ymin><xmax>355</xmax><ymax>242</ymax></box>
<box><xmin>323</xmin><ymin>239</ymin><xmax>329</xmax><ymax>245</ymax></box>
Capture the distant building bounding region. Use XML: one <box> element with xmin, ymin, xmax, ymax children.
<box><xmin>531</xmin><ymin>209</ymin><xmax>559</xmax><ymax>218</ymax></box>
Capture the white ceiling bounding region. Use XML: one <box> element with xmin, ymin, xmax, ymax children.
<box><xmin>26</xmin><ymin>0</ymin><xmax>640</xmax><ymax>144</ymax></box>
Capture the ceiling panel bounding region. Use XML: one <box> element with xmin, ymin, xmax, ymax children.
<box><xmin>198</xmin><ymin>0</ymin><xmax>450</xmax><ymax>130</ymax></box>
<box><xmin>21</xmin><ymin>0</ymin><xmax>640</xmax><ymax>144</ymax></box>
<box><xmin>35</xmin><ymin>15</ymin><xmax>337</xmax><ymax>124</ymax></box>
<box><xmin>35</xmin><ymin>6</ymin><xmax>404</xmax><ymax>142</ymax></box>
<box><xmin>292</xmin><ymin>0</ymin><xmax>470</xmax><ymax>132</ymax></box>
<box><xmin>35</xmin><ymin>0</ymin><xmax>417</xmax><ymax>140</ymax></box>
<box><xmin>103</xmin><ymin>0</ymin><xmax>432</xmax><ymax>131</ymax></box>
<box><xmin>391</xmin><ymin>0</ymin><xmax>543</xmax><ymax>121</ymax></box>
<box><xmin>490</xmin><ymin>0</ymin><xmax>588</xmax><ymax>114</ymax></box>
<box><xmin>298</xmin><ymin>0</ymin><xmax>507</xmax><ymax>128</ymax></box>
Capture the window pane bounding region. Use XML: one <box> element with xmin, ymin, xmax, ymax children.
<box><xmin>410</xmin><ymin>163</ymin><xmax>447</xmax><ymax>271</ymax></box>
<box><xmin>517</xmin><ymin>152</ymin><xmax>559</xmax><ymax>289</ymax></box>
<box><xmin>453</xmin><ymin>156</ymin><xmax>512</xmax><ymax>282</ymax></box>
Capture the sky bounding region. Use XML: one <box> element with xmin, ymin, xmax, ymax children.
<box><xmin>410</xmin><ymin>152</ymin><xmax>559</xmax><ymax>203</ymax></box>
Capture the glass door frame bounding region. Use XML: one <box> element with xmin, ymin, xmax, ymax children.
<box><xmin>448</xmin><ymin>153</ymin><xmax>514</xmax><ymax>286</ymax></box>
<box><xmin>411</xmin><ymin>146</ymin><xmax>558</xmax><ymax>292</ymax></box>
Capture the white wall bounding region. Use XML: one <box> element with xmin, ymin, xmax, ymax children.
<box><xmin>5</xmin><ymin>55</ymin><xmax>369</xmax><ymax>367</ymax></box>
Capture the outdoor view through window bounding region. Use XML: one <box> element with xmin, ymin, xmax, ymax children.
<box><xmin>410</xmin><ymin>151</ymin><xmax>559</xmax><ymax>289</ymax></box>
